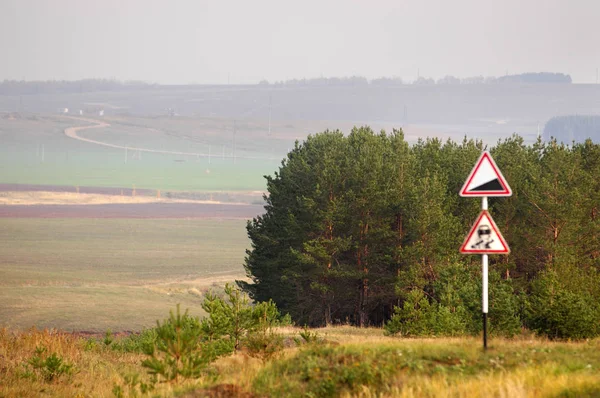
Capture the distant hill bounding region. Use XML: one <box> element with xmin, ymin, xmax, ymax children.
<box><xmin>0</xmin><ymin>79</ymin><xmax>153</xmax><ymax>95</ymax></box>
<box><xmin>0</xmin><ymin>73</ymin><xmax>574</xmax><ymax>96</ymax></box>
<box><xmin>544</xmin><ymin>115</ymin><xmax>600</xmax><ymax>143</ymax></box>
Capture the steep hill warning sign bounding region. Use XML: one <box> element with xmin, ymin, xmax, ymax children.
<box><xmin>460</xmin><ymin>151</ymin><xmax>512</xmax><ymax>197</ymax></box>
<box><xmin>460</xmin><ymin>210</ymin><xmax>510</xmax><ymax>254</ymax></box>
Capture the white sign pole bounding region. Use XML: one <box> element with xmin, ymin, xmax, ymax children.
<box><xmin>461</xmin><ymin>151</ymin><xmax>511</xmax><ymax>350</ymax></box>
<box><xmin>481</xmin><ymin>196</ymin><xmax>489</xmax><ymax>349</ymax></box>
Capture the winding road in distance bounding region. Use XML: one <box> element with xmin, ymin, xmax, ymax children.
<box><xmin>63</xmin><ymin>116</ymin><xmax>279</xmax><ymax>160</ymax></box>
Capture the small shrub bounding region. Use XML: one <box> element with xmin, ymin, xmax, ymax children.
<box><xmin>252</xmin><ymin>345</ymin><xmax>403</xmax><ymax>397</ymax></box>
<box><xmin>112</xmin><ymin>372</ymin><xmax>155</xmax><ymax>398</ymax></box>
<box><xmin>200</xmin><ymin>283</ymin><xmax>289</xmax><ymax>351</ymax></box>
<box><xmin>297</xmin><ymin>325</ymin><xmax>321</xmax><ymax>344</ymax></box>
<box><xmin>279</xmin><ymin>313</ymin><xmax>293</xmax><ymax>327</ymax></box>
<box><xmin>244</xmin><ymin>330</ymin><xmax>284</xmax><ymax>361</ymax></box>
<box><xmin>141</xmin><ymin>304</ymin><xmax>211</xmax><ymax>383</ymax></box>
<box><xmin>83</xmin><ymin>337</ymin><xmax>99</xmax><ymax>351</ymax></box>
<box><xmin>428</xmin><ymin>305</ymin><xmax>468</xmax><ymax>336</ymax></box>
<box><xmin>111</xmin><ymin>329</ymin><xmax>157</xmax><ymax>353</ymax></box>
<box><xmin>525</xmin><ymin>270</ymin><xmax>600</xmax><ymax>339</ymax></box>
<box><xmin>200</xmin><ymin>284</ymin><xmax>254</xmax><ymax>351</ymax></box>
<box><xmin>384</xmin><ymin>292</ymin><xmax>470</xmax><ymax>337</ymax></box>
<box><xmin>387</xmin><ymin>262</ymin><xmax>521</xmax><ymax>337</ymax></box>
<box><xmin>134</xmin><ymin>287</ymin><xmax>289</xmax><ymax>383</ymax></box>
<box><xmin>384</xmin><ymin>290</ymin><xmax>433</xmax><ymax>336</ymax></box>
<box><xmin>26</xmin><ymin>345</ymin><xmax>74</xmax><ymax>382</ymax></box>
<box><xmin>104</xmin><ymin>329</ymin><xmax>114</xmax><ymax>346</ymax></box>
<box><xmin>243</xmin><ymin>296</ymin><xmax>286</xmax><ymax>360</ymax></box>
<box><xmin>488</xmin><ymin>273</ymin><xmax>522</xmax><ymax>337</ymax></box>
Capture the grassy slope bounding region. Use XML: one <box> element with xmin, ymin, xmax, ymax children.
<box><xmin>0</xmin><ymin>218</ymin><xmax>249</xmax><ymax>331</ymax></box>
<box><xmin>249</xmin><ymin>327</ymin><xmax>600</xmax><ymax>397</ymax></box>
<box><xmin>2</xmin><ymin>326</ymin><xmax>600</xmax><ymax>397</ymax></box>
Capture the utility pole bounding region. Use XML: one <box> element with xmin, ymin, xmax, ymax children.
<box><xmin>268</xmin><ymin>94</ymin><xmax>272</xmax><ymax>136</ymax></box>
<box><xmin>233</xmin><ymin>120</ymin><xmax>237</xmax><ymax>165</ymax></box>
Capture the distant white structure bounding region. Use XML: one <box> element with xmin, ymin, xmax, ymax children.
<box><xmin>63</xmin><ymin>108</ymin><xmax>69</xmax><ymax>114</ymax></box>
<box><xmin>79</xmin><ymin>110</ymin><xmax>83</xmax><ymax>115</ymax></box>
<box><xmin>99</xmin><ymin>110</ymin><xmax>104</xmax><ymax>116</ymax></box>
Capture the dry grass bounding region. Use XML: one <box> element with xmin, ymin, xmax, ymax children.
<box><xmin>339</xmin><ymin>365</ymin><xmax>600</xmax><ymax>398</ymax></box>
<box><xmin>0</xmin><ymin>218</ymin><xmax>249</xmax><ymax>331</ymax></box>
<box><xmin>2</xmin><ymin>326</ymin><xmax>600</xmax><ymax>397</ymax></box>
<box><xmin>0</xmin><ymin>327</ymin><xmax>142</xmax><ymax>397</ymax></box>
<box><xmin>252</xmin><ymin>328</ymin><xmax>600</xmax><ymax>398</ymax></box>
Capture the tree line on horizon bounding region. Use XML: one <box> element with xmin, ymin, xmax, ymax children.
<box><xmin>0</xmin><ymin>79</ymin><xmax>152</xmax><ymax>96</ymax></box>
<box><xmin>0</xmin><ymin>72</ymin><xmax>573</xmax><ymax>96</ymax></box>
<box><xmin>262</xmin><ymin>72</ymin><xmax>572</xmax><ymax>87</ymax></box>
<box><xmin>239</xmin><ymin>128</ymin><xmax>600</xmax><ymax>339</ymax></box>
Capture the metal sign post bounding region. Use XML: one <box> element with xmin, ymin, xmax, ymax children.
<box><xmin>460</xmin><ymin>151</ymin><xmax>512</xmax><ymax>351</ymax></box>
<box><xmin>482</xmin><ymin>197</ymin><xmax>488</xmax><ymax>349</ymax></box>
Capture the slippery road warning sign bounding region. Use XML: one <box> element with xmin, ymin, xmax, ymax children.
<box><xmin>460</xmin><ymin>151</ymin><xmax>512</xmax><ymax>197</ymax></box>
<box><xmin>460</xmin><ymin>210</ymin><xmax>510</xmax><ymax>254</ymax></box>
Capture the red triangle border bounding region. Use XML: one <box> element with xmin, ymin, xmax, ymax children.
<box><xmin>460</xmin><ymin>152</ymin><xmax>512</xmax><ymax>197</ymax></box>
<box><xmin>460</xmin><ymin>210</ymin><xmax>510</xmax><ymax>254</ymax></box>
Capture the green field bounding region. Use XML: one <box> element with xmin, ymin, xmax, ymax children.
<box><xmin>0</xmin><ymin>218</ymin><xmax>249</xmax><ymax>331</ymax></box>
<box><xmin>0</xmin><ymin>116</ymin><xmax>285</xmax><ymax>191</ymax></box>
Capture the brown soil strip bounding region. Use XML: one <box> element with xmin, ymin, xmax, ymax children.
<box><xmin>0</xmin><ymin>202</ymin><xmax>264</xmax><ymax>219</ymax></box>
<box><xmin>0</xmin><ymin>191</ymin><xmax>251</xmax><ymax>206</ymax></box>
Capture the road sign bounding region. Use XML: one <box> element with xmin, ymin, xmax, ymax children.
<box><xmin>460</xmin><ymin>151</ymin><xmax>512</xmax><ymax>197</ymax></box>
<box><xmin>460</xmin><ymin>210</ymin><xmax>510</xmax><ymax>254</ymax></box>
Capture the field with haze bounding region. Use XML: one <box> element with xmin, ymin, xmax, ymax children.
<box><xmin>2</xmin><ymin>83</ymin><xmax>599</xmax><ymax>193</ymax></box>
<box><xmin>3</xmin><ymin>0</ymin><xmax>600</xmax><ymax>395</ymax></box>
<box><xmin>1</xmin><ymin>84</ymin><xmax>599</xmax><ymax>397</ymax></box>
<box><xmin>1</xmin><ymin>83</ymin><xmax>598</xmax><ymax>331</ymax></box>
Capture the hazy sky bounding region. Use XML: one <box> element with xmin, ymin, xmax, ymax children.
<box><xmin>1</xmin><ymin>0</ymin><xmax>599</xmax><ymax>84</ymax></box>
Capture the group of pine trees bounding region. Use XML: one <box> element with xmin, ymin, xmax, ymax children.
<box><xmin>239</xmin><ymin>127</ymin><xmax>600</xmax><ymax>338</ymax></box>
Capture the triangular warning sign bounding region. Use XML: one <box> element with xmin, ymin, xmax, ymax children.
<box><xmin>460</xmin><ymin>151</ymin><xmax>512</xmax><ymax>197</ymax></box>
<box><xmin>460</xmin><ymin>210</ymin><xmax>510</xmax><ymax>254</ymax></box>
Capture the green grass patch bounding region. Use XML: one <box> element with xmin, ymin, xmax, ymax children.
<box><xmin>252</xmin><ymin>339</ymin><xmax>600</xmax><ymax>397</ymax></box>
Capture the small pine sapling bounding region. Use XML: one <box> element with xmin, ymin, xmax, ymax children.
<box><xmin>26</xmin><ymin>345</ymin><xmax>75</xmax><ymax>382</ymax></box>
<box><xmin>141</xmin><ymin>304</ymin><xmax>208</xmax><ymax>383</ymax></box>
